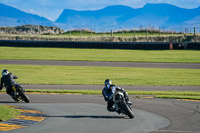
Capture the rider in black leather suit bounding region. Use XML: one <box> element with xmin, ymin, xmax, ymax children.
<box><xmin>102</xmin><ymin>79</ymin><xmax>131</xmax><ymax>112</ymax></box>
<box><xmin>0</xmin><ymin>69</ymin><xmax>18</xmax><ymax>100</ymax></box>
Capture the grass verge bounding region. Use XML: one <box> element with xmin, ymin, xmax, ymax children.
<box><xmin>2</xmin><ymin>89</ymin><xmax>200</xmax><ymax>100</ymax></box>
<box><xmin>31</xmin><ymin>90</ymin><xmax>200</xmax><ymax>100</ymax></box>
<box><xmin>0</xmin><ymin>64</ymin><xmax>200</xmax><ymax>86</ymax></box>
<box><xmin>1</xmin><ymin>89</ymin><xmax>200</xmax><ymax>100</ymax></box>
<box><xmin>155</xmin><ymin>95</ymin><xmax>200</xmax><ymax>100</ymax></box>
<box><xmin>60</xmin><ymin>30</ymin><xmax>181</xmax><ymax>37</ymax></box>
<box><xmin>0</xmin><ymin>47</ymin><xmax>200</xmax><ymax>63</ymax></box>
<box><xmin>0</xmin><ymin>105</ymin><xmax>20</xmax><ymax>121</ymax></box>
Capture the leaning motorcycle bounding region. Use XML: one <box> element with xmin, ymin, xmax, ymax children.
<box><xmin>11</xmin><ymin>84</ymin><xmax>30</xmax><ymax>103</ymax></box>
<box><xmin>112</xmin><ymin>88</ymin><xmax>134</xmax><ymax>119</ymax></box>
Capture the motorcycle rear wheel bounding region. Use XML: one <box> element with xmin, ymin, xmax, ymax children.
<box><xmin>17</xmin><ymin>87</ymin><xmax>30</xmax><ymax>103</ymax></box>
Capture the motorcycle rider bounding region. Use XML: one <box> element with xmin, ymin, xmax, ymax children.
<box><xmin>102</xmin><ymin>79</ymin><xmax>131</xmax><ymax>113</ymax></box>
<box><xmin>0</xmin><ymin>69</ymin><xmax>19</xmax><ymax>101</ymax></box>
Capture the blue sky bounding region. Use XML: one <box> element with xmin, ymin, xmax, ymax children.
<box><xmin>0</xmin><ymin>0</ymin><xmax>200</xmax><ymax>21</ymax></box>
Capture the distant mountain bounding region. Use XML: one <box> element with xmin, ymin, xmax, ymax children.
<box><xmin>56</xmin><ymin>3</ymin><xmax>200</xmax><ymax>30</ymax></box>
<box><xmin>56</xmin><ymin>5</ymin><xmax>135</xmax><ymax>30</ymax></box>
<box><xmin>0</xmin><ymin>3</ymin><xmax>54</xmax><ymax>27</ymax></box>
<box><xmin>1</xmin><ymin>3</ymin><xmax>200</xmax><ymax>31</ymax></box>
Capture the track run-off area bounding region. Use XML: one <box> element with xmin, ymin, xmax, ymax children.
<box><xmin>0</xmin><ymin>59</ymin><xmax>200</xmax><ymax>133</ymax></box>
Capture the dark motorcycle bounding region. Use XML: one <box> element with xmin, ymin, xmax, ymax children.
<box><xmin>11</xmin><ymin>84</ymin><xmax>30</xmax><ymax>103</ymax></box>
<box><xmin>112</xmin><ymin>88</ymin><xmax>134</xmax><ymax>119</ymax></box>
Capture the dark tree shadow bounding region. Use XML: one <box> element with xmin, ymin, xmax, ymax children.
<box><xmin>47</xmin><ymin>115</ymin><xmax>129</xmax><ymax>119</ymax></box>
<box><xmin>0</xmin><ymin>101</ymin><xmax>17</xmax><ymax>103</ymax></box>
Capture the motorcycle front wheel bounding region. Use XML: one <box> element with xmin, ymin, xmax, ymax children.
<box><xmin>121</xmin><ymin>102</ymin><xmax>134</xmax><ymax>119</ymax></box>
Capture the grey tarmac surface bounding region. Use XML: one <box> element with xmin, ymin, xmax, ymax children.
<box><xmin>1</xmin><ymin>59</ymin><xmax>200</xmax><ymax>132</ymax></box>
<box><xmin>2</xmin><ymin>103</ymin><xmax>169</xmax><ymax>133</ymax></box>
<box><xmin>0</xmin><ymin>94</ymin><xmax>200</xmax><ymax>133</ymax></box>
<box><xmin>1</xmin><ymin>59</ymin><xmax>200</xmax><ymax>69</ymax></box>
<box><xmin>22</xmin><ymin>84</ymin><xmax>200</xmax><ymax>91</ymax></box>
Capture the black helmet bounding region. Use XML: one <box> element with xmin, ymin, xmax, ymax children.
<box><xmin>105</xmin><ymin>79</ymin><xmax>112</xmax><ymax>88</ymax></box>
<box><xmin>1</xmin><ymin>69</ymin><xmax>9</xmax><ymax>76</ymax></box>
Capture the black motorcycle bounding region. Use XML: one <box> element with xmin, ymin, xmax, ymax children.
<box><xmin>112</xmin><ymin>88</ymin><xmax>134</xmax><ymax>119</ymax></box>
<box><xmin>11</xmin><ymin>84</ymin><xmax>30</xmax><ymax>103</ymax></box>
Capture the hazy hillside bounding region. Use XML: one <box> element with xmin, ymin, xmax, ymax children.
<box><xmin>1</xmin><ymin>2</ymin><xmax>200</xmax><ymax>31</ymax></box>
<box><xmin>56</xmin><ymin>3</ymin><xmax>200</xmax><ymax>30</ymax></box>
<box><xmin>0</xmin><ymin>3</ymin><xmax>54</xmax><ymax>27</ymax></box>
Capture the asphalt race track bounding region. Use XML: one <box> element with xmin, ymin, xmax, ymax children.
<box><xmin>22</xmin><ymin>84</ymin><xmax>200</xmax><ymax>91</ymax></box>
<box><xmin>1</xmin><ymin>59</ymin><xmax>200</xmax><ymax>69</ymax></box>
<box><xmin>0</xmin><ymin>59</ymin><xmax>200</xmax><ymax>133</ymax></box>
<box><xmin>0</xmin><ymin>94</ymin><xmax>200</xmax><ymax>133</ymax></box>
<box><xmin>0</xmin><ymin>102</ymin><xmax>169</xmax><ymax>133</ymax></box>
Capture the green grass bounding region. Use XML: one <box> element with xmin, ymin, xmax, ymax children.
<box><xmin>25</xmin><ymin>89</ymin><xmax>102</xmax><ymax>94</ymax></box>
<box><xmin>0</xmin><ymin>105</ymin><xmax>20</xmax><ymax>121</ymax></box>
<box><xmin>0</xmin><ymin>64</ymin><xmax>200</xmax><ymax>86</ymax></box>
<box><xmin>0</xmin><ymin>47</ymin><xmax>200</xmax><ymax>63</ymax></box>
<box><xmin>60</xmin><ymin>30</ymin><xmax>177</xmax><ymax>37</ymax></box>
<box><xmin>0</xmin><ymin>30</ymin><xmax>185</xmax><ymax>38</ymax></box>
<box><xmin>155</xmin><ymin>95</ymin><xmax>200</xmax><ymax>100</ymax></box>
<box><xmin>2</xmin><ymin>89</ymin><xmax>199</xmax><ymax>100</ymax></box>
<box><xmin>25</xmin><ymin>90</ymin><xmax>200</xmax><ymax>96</ymax></box>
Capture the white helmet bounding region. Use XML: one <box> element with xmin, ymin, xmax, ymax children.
<box><xmin>105</xmin><ymin>79</ymin><xmax>112</xmax><ymax>88</ymax></box>
<box><xmin>1</xmin><ymin>69</ymin><xmax>9</xmax><ymax>76</ymax></box>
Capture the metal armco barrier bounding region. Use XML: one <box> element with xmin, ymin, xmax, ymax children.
<box><xmin>0</xmin><ymin>40</ymin><xmax>199</xmax><ymax>50</ymax></box>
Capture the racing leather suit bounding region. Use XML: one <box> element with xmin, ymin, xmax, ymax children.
<box><xmin>0</xmin><ymin>73</ymin><xmax>18</xmax><ymax>97</ymax></box>
<box><xmin>102</xmin><ymin>84</ymin><xmax>130</xmax><ymax>112</ymax></box>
